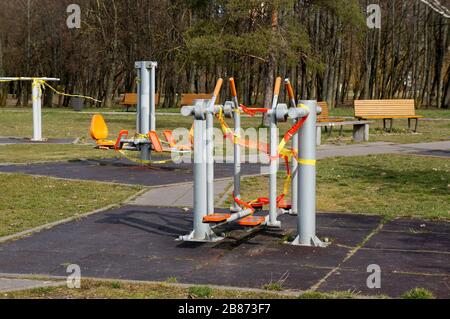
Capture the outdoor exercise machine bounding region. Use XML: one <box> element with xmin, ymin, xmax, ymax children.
<box><xmin>0</xmin><ymin>77</ymin><xmax>60</xmax><ymax>141</ymax></box>
<box><xmin>180</xmin><ymin>77</ymin><xmax>325</xmax><ymax>247</ymax></box>
<box><xmin>113</xmin><ymin>61</ymin><xmax>158</xmax><ymax>161</ymax></box>
<box><xmin>90</xmin><ymin>61</ymin><xmax>191</xmax><ymax>163</ymax></box>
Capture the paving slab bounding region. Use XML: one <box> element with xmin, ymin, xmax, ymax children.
<box><xmin>131</xmin><ymin>179</ymin><xmax>232</xmax><ymax>207</ymax></box>
<box><xmin>317</xmin><ymin>141</ymin><xmax>450</xmax><ymax>159</ymax></box>
<box><xmin>0</xmin><ymin>205</ymin><xmax>447</xmax><ymax>297</ymax></box>
<box><xmin>0</xmin><ymin>206</ymin><xmax>381</xmax><ymax>292</ymax></box>
<box><xmin>318</xmin><ymin>270</ymin><xmax>450</xmax><ymax>299</ymax></box>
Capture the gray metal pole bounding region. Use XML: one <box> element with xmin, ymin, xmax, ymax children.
<box><xmin>232</xmin><ymin>103</ymin><xmax>242</xmax><ymax>211</ymax></box>
<box><xmin>206</xmin><ymin>110</ymin><xmax>214</xmax><ymax>215</ymax></box>
<box><xmin>0</xmin><ymin>77</ymin><xmax>59</xmax><ymax>142</ymax></box>
<box><xmin>135</xmin><ymin>61</ymin><xmax>151</xmax><ymax>161</ymax></box>
<box><xmin>230</xmin><ymin>78</ymin><xmax>242</xmax><ymax>212</ymax></box>
<box><xmin>149</xmin><ymin>61</ymin><xmax>158</xmax><ymax>132</ymax></box>
<box><xmin>193</xmin><ymin>114</ymin><xmax>210</xmax><ymax>239</ymax></box>
<box><xmin>286</xmin><ymin>79</ymin><xmax>298</xmax><ymax>216</ymax></box>
<box><xmin>205</xmin><ymin>79</ymin><xmax>222</xmax><ymax>215</ymax></box>
<box><xmin>31</xmin><ymin>80</ymin><xmax>42</xmax><ymax>141</ymax></box>
<box><xmin>268</xmin><ymin>78</ymin><xmax>282</xmax><ymax>228</ymax></box>
<box><xmin>291</xmin><ymin>100</ymin><xmax>325</xmax><ymax>247</ymax></box>
<box><xmin>179</xmin><ymin>101</ymin><xmax>221</xmax><ymax>242</ymax></box>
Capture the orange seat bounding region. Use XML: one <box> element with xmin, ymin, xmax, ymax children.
<box><xmin>148</xmin><ymin>131</ymin><xmax>164</xmax><ymax>153</ymax></box>
<box><xmin>237</xmin><ymin>216</ymin><xmax>265</xmax><ymax>227</ymax></box>
<box><xmin>163</xmin><ymin>130</ymin><xmax>176</xmax><ymax>148</ymax></box>
<box><xmin>90</xmin><ymin>114</ymin><xmax>115</xmax><ymax>148</ymax></box>
<box><xmin>203</xmin><ymin>213</ymin><xmax>232</xmax><ymax>223</ymax></box>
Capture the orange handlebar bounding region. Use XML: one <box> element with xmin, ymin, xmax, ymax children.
<box><xmin>214</xmin><ymin>78</ymin><xmax>224</xmax><ymax>98</ymax></box>
<box><xmin>274</xmin><ymin>77</ymin><xmax>282</xmax><ymax>96</ymax></box>
<box><xmin>285</xmin><ymin>79</ymin><xmax>295</xmax><ymax>100</ymax></box>
<box><xmin>229</xmin><ymin>78</ymin><xmax>237</xmax><ymax>97</ymax></box>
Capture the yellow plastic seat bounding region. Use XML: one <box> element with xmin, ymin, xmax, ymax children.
<box><xmin>90</xmin><ymin>114</ymin><xmax>115</xmax><ymax>148</ymax></box>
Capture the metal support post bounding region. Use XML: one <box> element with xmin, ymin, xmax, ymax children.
<box><xmin>229</xmin><ymin>78</ymin><xmax>242</xmax><ymax>212</ymax></box>
<box><xmin>0</xmin><ymin>77</ymin><xmax>60</xmax><ymax>142</ymax></box>
<box><xmin>288</xmin><ymin>101</ymin><xmax>325</xmax><ymax>247</ymax></box>
<box><xmin>285</xmin><ymin>79</ymin><xmax>298</xmax><ymax>215</ymax></box>
<box><xmin>149</xmin><ymin>61</ymin><xmax>158</xmax><ymax>132</ymax></box>
<box><xmin>31</xmin><ymin>80</ymin><xmax>42</xmax><ymax>141</ymax></box>
<box><xmin>268</xmin><ymin>77</ymin><xmax>282</xmax><ymax>228</ymax></box>
<box><xmin>179</xmin><ymin>99</ymin><xmax>222</xmax><ymax>242</ymax></box>
<box><xmin>135</xmin><ymin>61</ymin><xmax>152</xmax><ymax>161</ymax></box>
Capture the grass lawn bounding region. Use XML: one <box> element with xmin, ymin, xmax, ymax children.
<box><xmin>0</xmin><ymin>173</ymin><xmax>142</xmax><ymax>237</ymax></box>
<box><xmin>227</xmin><ymin>154</ymin><xmax>450</xmax><ymax>220</ymax></box>
<box><xmin>1</xmin><ymin>278</ymin><xmax>373</xmax><ymax>299</ymax></box>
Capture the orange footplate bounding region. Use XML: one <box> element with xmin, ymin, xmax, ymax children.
<box><xmin>203</xmin><ymin>213</ymin><xmax>231</xmax><ymax>223</ymax></box>
<box><xmin>237</xmin><ymin>216</ymin><xmax>265</xmax><ymax>227</ymax></box>
<box><xmin>278</xmin><ymin>200</ymin><xmax>292</xmax><ymax>210</ymax></box>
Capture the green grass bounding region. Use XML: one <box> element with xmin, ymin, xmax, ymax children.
<box><xmin>188</xmin><ymin>286</ymin><xmax>213</xmax><ymax>298</ymax></box>
<box><xmin>1</xmin><ymin>279</ymin><xmax>294</xmax><ymax>299</ymax></box>
<box><xmin>0</xmin><ymin>108</ymin><xmax>448</xmax><ymax>146</ymax></box>
<box><xmin>227</xmin><ymin>154</ymin><xmax>450</xmax><ymax>220</ymax></box>
<box><xmin>0</xmin><ymin>173</ymin><xmax>142</xmax><ymax>237</ymax></box>
<box><xmin>0</xmin><ymin>278</ymin><xmax>380</xmax><ymax>299</ymax></box>
<box><xmin>401</xmin><ymin>288</ymin><xmax>435</xmax><ymax>299</ymax></box>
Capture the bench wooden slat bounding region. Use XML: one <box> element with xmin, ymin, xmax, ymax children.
<box><xmin>354</xmin><ymin>99</ymin><xmax>419</xmax><ymax>118</ymax></box>
<box><xmin>317</xmin><ymin>101</ymin><xmax>346</xmax><ymax>122</ymax></box>
<box><xmin>180</xmin><ymin>93</ymin><xmax>220</xmax><ymax>106</ymax></box>
<box><xmin>120</xmin><ymin>93</ymin><xmax>160</xmax><ymax>107</ymax></box>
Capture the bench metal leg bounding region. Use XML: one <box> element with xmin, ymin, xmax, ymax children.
<box><xmin>389</xmin><ymin>119</ymin><xmax>393</xmax><ymax>132</ymax></box>
<box><xmin>316</xmin><ymin>126</ymin><xmax>322</xmax><ymax>146</ymax></box>
<box><xmin>339</xmin><ymin>125</ymin><xmax>344</xmax><ymax>136</ymax></box>
<box><xmin>383</xmin><ymin>119</ymin><xmax>386</xmax><ymax>131</ymax></box>
<box><xmin>414</xmin><ymin>118</ymin><xmax>419</xmax><ymax>132</ymax></box>
<box><xmin>353</xmin><ymin>123</ymin><xmax>370</xmax><ymax>143</ymax></box>
<box><xmin>408</xmin><ymin>118</ymin><xmax>411</xmax><ymax>130</ymax></box>
<box><xmin>328</xmin><ymin>125</ymin><xmax>333</xmax><ymax>138</ymax></box>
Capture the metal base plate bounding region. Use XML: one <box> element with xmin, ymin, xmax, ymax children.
<box><xmin>290</xmin><ymin>235</ymin><xmax>328</xmax><ymax>247</ymax></box>
<box><xmin>177</xmin><ymin>230</ymin><xmax>224</xmax><ymax>243</ymax></box>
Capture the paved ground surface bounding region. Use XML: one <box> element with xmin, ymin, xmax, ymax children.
<box><xmin>0</xmin><ymin>158</ymin><xmax>263</xmax><ymax>186</ymax></box>
<box><xmin>0</xmin><ymin>140</ymin><xmax>448</xmax><ymax>297</ymax></box>
<box><xmin>0</xmin><ymin>141</ymin><xmax>448</xmax><ymax>187</ymax></box>
<box><xmin>131</xmin><ymin>179</ymin><xmax>232</xmax><ymax>207</ymax></box>
<box><xmin>316</xmin><ymin>141</ymin><xmax>450</xmax><ymax>159</ymax></box>
<box><xmin>0</xmin><ymin>278</ymin><xmax>64</xmax><ymax>293</ymax></box>
<box><xmin>0</xmin><ymin>206</ymin><xmax>448</xmax><ymax>298</ymax></box>
<box><xmin>0</xmin><ymin>137</ymin><xmax>76</xmax><ymax>145</ymax></box>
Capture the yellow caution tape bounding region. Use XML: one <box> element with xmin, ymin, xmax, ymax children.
<box><xmin>298</xmin><ymin>159</ymin><xmax>317</xmax><ymax>166</ymax></box>
<box><xmin>0</xmin><ymin>78</ymin><xmax>101</xmax><ymax>103</ymax></box>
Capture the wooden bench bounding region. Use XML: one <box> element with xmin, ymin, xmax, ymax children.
<box><xmin>120</xmin><ymin>93</ymin><xmax>160</xmax><ymax>112</ymax></box>
<box><xmin>354</xmin><ymin>99</ymin><xmax>423</xmax><ymax>132</ymax></box>
<box><xmin>317</xmin><ymin>101</ymin><xmax>346</xmax><ymax>123</ymax></box>
<box><xmin>180</xmin><ymin>93</ymin><xmax>220</xmax><ymax>106</ymax></box>
<box><xmin>316</xmin><ymin>101</ymin><xmax>370</xmax><ymax>146</ymax></box>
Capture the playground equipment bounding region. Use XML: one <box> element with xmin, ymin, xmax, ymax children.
<box><xmin>113</xmin><ymin>61</ymin><xmax>159</xmax><ymax>161</ymax></box>
<box><xmin>90</xmin><ymin>61</ymin><xmax>192</xmax><ymax>162</ymax></box>
<box><xmin>0</xmin><ymin>77</ymin><xmax>60</xmax><ymax>141</ymax></box>
<box><xmin>180</xmin><ymin>77</ymin><xmax>325</xmax><ymax>247</ymax></box>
